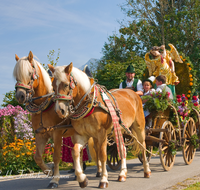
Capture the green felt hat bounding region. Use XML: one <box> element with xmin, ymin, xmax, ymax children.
<box><xmin>126</xmin><ymin>65</ymin><xmax>135</xmax><ymax>73</ymax></box>
<box><xmin>142</xmin><ymin>76</ymin><xmax>155</xmax><ymax>86</ymax></box>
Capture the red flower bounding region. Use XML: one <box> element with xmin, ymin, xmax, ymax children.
<box><xmin>182</xmin><ymin>102</ymin><xmax>185</xmax><ymax>106</ymax></box>
<box><xmin>182</xmin><ymin>94</ymin><xmax>185</xmax><ymax>97</ymax></box>
<box><xmin>193</xmin><ymin>96</ymin><xmax>197</xmax><ymax>100</ymax></box>
<box><xmin>177</xmin><ymin>98</ymin><xmax>182</xmax><ymax>103</ymax></box>
<box><xmin>177</xmin><ymin>95</ymin><xmax>181</xmax><ymax>98</ymax></box>
<box><xmin>194</xmin><ymin>103</ymin><xmax>198</xmax><ymax>106</ymax></box>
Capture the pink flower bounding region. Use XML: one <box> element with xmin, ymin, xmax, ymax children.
<box><xmin>177</xmin><ymin>98</ymin><xmax>182</xmax><ymax>103</ymax></box>
<box><xmin>182</xmin><ymin>94</ymin><xmax>185</xmax><ymax>97</ymax></box>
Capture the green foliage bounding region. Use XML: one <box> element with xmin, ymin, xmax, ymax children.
<box><xmin>42</xmin><ymin>48</ymin><xmax>60</xmax><ymax>70</ymax></box>
<box><xmin>190</xmin><ymin>134</ymin><xmax>199</xmax><ymax>149</ymax></box>
<box><xmin>142</xmin><ymin>90</ymin><xmax>170</xmax><ymax>113</ymax></box>
<box><xmin>95</xmin><ymin>53</ymin><xmax>146</xmax><ymax>90</ymax></box>
<box><xmin>1</xmin><ymin>91</ymin><xmax>25</xmax><ymax>109</ymax></box>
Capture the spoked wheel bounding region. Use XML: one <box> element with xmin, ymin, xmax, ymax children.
<box><xmin>182</xmin><ymin>117</ymin><xmax>197</xmax><ymax>165</ymax></box>
<box><xmin>138</xmin><ymin>146</ymin><xmax>153</xmax><ymax>164</ymax></box>
<box><xmin>159</xmin><ymin>121</ymin><xmax>176</xmax><ymax>171</ymax></box>
<box><xmin>107</xmin><ymin>143</ymin><xmax>121</xmax><ymax>170</ymax></box>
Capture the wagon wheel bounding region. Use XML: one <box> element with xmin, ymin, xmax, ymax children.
<box><xmin>182</xmin><ymin>117</ymin><xmax>197</xmax><ymax>165</ymax></box>
<box><xmin>107</xmin><ymin>143</ymin><xmax>121</xmax><ymax>170</ymax></box>
<box><xmin>159</xmin><ymin>121</ymin><xmax>176</xmax><ymax>171</ymax></box>
<box><xmin>138</xmin><ymin>146</ymin><xmax>153</xmax><ymax>164</ymax></box>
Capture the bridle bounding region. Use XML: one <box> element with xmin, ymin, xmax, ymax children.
<box><xmin>15</xmin><ymin>62</ymin><xmax>39</xmax><ymax>102</ymax></box>
<box><xmin>53</xmin><ymin>73</ymin><xmax>96</xmax><ymax>116</ymax></box>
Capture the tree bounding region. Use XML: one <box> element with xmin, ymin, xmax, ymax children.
<box><xmin>96</xmin><ymin>0</ymin><xmax>200</xmax><ymax>91</ymax></box>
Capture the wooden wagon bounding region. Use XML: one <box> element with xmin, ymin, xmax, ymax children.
<box><xmin>107</xmin><ymin>103</ymin><xmax>200</xmax><ymax>171</ymax></box>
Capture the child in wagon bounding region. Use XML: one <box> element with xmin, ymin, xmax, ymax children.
<box><xmin>141</xmin><ymin>76</ymin><xmax>156</xmax><ymax>128</ymax></box>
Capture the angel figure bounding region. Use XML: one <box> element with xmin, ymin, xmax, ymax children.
<box><xmin>145</xmin><ymin>44</ymin><xmax>183</xmax><ymax>86</ymax></box>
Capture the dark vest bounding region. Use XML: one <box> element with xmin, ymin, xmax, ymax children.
<box><xmin>122</xmin><ymin>78</ymin><xmax>138</xmax><ymax>92</ymax></box>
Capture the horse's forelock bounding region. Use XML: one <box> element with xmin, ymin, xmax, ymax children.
<box><xmin>53</xmin><ymin>66</ymin><xmax>91</xmax><ymax>93</ymax></box>
<box><xmin>13</xmin><ymin>56</ymin><xmax>33</xmax><ymax>83</ymax></box>
<box><xmin>13</xmin><ymin>56</ymin><xmax>53</xmax><ymax>93</ymax></box>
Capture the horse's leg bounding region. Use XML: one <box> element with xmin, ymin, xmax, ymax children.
<box><xmin>118</xmin><ymin>146</ymin><xmax>127</xmax><ymax>182</ymax></box>
<box><xmin>47</xmin><ymin>130</ymin><xmax>63</xmax><ymax>188</ymax></box>
<box><xmin>93</xmin><ymin>138</ymin><xmax>102</xmax><ymax>177</ymax></box>
<box><xmin>98</xmin><ymin>136</ymin><xmax>109</xmax><ymax>188</ymax></box>
<box><xmin>34</xmin><ymin>133</ymin><xmax>53</xmax><ymax>175</ymax></box>
<box><xmin>134</xmin><ymin>126</ymin><xmax>151</xmax><ymax>178</ymax></box>
<box><xmin>72</xmin><ymin>134</ymin><xmax>88</xmax><ymax>188</ymax></box>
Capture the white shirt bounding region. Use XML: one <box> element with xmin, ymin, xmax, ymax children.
<box><xmin>119</xmin><ymin>78</ymin><xmax>143</xmax><ymax>91</ymax></box>
<box><xmin>156</xmin><ymin>84</ymin><xmax>173</xmax><ymax>100</ymax></box>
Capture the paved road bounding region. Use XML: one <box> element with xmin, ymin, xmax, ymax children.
<box><xmin>1</xmin><ymin>151</ymin><xmax>200</xmax><ymax>190</ymax></box>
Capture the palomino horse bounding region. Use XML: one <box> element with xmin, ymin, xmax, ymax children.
<box><xmin>13</xmin><ymin>52</ymin><xmax>95</xmax><ymax>188</ymax></box>
<box><xmin>48</xmin><ymin>62</ymin><xmax>151</xmax><ymax>188</ymax></box>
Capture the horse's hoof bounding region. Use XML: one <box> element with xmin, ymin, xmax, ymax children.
<box><xmin>118</xmin><ymin>176</ymin><xmax>126</xmax><ymax>182</ymax></box>
<box><xmin>144</xmin><ymin>171</ymin><xmax>151</xmax><ymax>178</ymax></box>
<box><xmin>47</xmin><ymin>183</ymin><xmax>58</xmax><ymax>189</ymax></box>
<box><xmin>79</xmin><ymin>177</ymin><xmax>88</xmax><ymax>188</ymax></box>
<box><xmin>96</xmin><ymin>172</ymin><xmax>102</xmax><ymax>177</ymax></box>
<box><xmin>98</xmin><ymin>182</ymin><xmax>108</xmax><ymax>188</ymax></box>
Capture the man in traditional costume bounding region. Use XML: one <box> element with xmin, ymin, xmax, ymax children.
<box><xmin>119</xmin><ymin>64</ymin><xmax>143</xmax><ymax>96</ymax></box>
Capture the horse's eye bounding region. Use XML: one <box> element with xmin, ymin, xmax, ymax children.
<box><xmin>64</xmin><ymin>84</ymin><xmax>68</xmax><ymax>88</ymax></box>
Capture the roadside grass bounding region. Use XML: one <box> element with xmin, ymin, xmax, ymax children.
<box><xmin>184</xmin><ymin>182</ymin><xmax>200</xmax><ymax>190</ymax></box>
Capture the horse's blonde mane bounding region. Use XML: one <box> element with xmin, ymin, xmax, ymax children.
<box><xmin>54</xmin><ymin>66</ymin><xmax>91</xmax><ymax>92</ymax></box>
<box><xmin>13</xmin><ymin>56</ymin><xmax>53</xmax><ymax>93</ymax></box>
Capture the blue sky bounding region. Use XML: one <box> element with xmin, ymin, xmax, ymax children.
<box><xmin>0</xmin><ymin>0</ymin><xmax>126</xmax><ymax>106</ymax></box>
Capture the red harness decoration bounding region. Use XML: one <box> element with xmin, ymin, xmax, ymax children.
<box><xmin>101</xmin><ymin>91</ymin><xmax>126</xmax><ymax>160</ymax></box>
<box><xmin>84</xmin><ymin>107</ymin><xmax>95</xmax><ymax>118</ymax></box>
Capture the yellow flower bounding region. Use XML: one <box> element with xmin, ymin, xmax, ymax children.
<box><xmin>187</xmin><ymin>63</ymin><xmax>190</xmax><ymax>66</ymax></box>
<box><xmin>26</xmin><ymin>152</ymin><xmax>32</xmax><ymax>155</ymax></box>
<box><xmin>187</xmin><ymin>94</ymin><xmax>190</xmax><ymax>98</ymax></box>
<box><xmin>180</xmin><ymin>56</ymin><xmax>183</xmax><ymax>59</ymax></box>
<box><xmin>183</xmin><ymin>59</ymin><xmax>186</xmax><ymax>61</ymax></box>
<box><xmin>3</xmin><ymin>151</ymin><xmax>7</xmax><ymax>156</ymax></box>
<box><xmin>189</xmin><ymin>67</ymin><xmax>192</xmax><ymax>70</ymax></box>
<box><xmin>3</xmin><ymin>146</ymin><xmax>7</xmax><ymax>150</ymax></box>
<box><xmin>16</xmin><ymin>155</ymin><xmax>20</xmax><ymax>158</ymax></box>
<box><xmin>21</xmin><ymin>153</ymin><xmax>25</xmax><ymax>156</ymax></box>
<box><xmin>190</xmin><ymin>78</ymin><xmax>193</xmax><ymax>81</ymax></box>
<box><xmin>190</xmin><ymin>82</ymin><xmax>193</xmax><ymax>86</ymax></box>
<box><xmin>189</xmin><ymin>74</ymin><xmax>192</xmax><ymax>78</ymax></box>
<box><xmin>188</xmin><ymin>90</ymin><xmax>191</xmax><ymax>93</ymax></box>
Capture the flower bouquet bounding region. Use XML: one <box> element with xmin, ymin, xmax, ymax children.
<box><xmin>142</xmin><ymin>89</ymin><xmax>171</xmax><ymax>113</ymax></box>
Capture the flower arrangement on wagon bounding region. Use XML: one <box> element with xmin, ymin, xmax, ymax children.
<box><xmin>142</xmin><ymin>89</ymin><xmax>171</xmax><ymax>113</ymax></box>
<box><xmin>173</xmin><ymin>94</ymin><xmax>199</xmax><ymax>127</ymax></box>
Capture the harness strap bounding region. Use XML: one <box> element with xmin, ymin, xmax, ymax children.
<box><xmin>99</xmin><ymin>87</ymin><xmax>126</xmax><ymax>159</ymax></box>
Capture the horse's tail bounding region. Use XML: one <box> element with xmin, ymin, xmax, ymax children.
<box><xmin>87</xmin><ymin>137</ymin><xmax>97</xmax><ymax>163</ymax></box>
<box><xmin>129</xmin><ymin>128</ymin><xmax>141</xmax><ymax>156</ymax></box>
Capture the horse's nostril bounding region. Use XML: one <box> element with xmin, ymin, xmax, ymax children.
<box><xmin>61</xmin><ymin>109</ymin><xmax>65</xmax><ymax>115</ymax></box>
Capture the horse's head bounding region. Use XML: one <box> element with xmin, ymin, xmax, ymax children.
<box><xmin>13</xmin><ymin>51</ymin><xmax>40</xmax><ymax>104</ymax></box>
<box><xmin>13</xmin><ymin>51</ymin><xmax>53</xmax><ymax>104</ymax></box>
<box><xmin>48</xmin><ymin>62</ymin><xmax>91</xmax><ymax>119</ymax></box>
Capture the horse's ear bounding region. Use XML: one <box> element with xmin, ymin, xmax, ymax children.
<box><xmin>15</xmin><ymin>54</ymin><xmax>19</xmax><ymax>61</ymax></box>
<box><xmin>65</xmin><ymin>62</ymin><xmax>73</xmax><ymax>74</ymax></box>
<box><xmin>48</xmin><ymin>64</ymin><xmax>55</xmax><ymax>73</ymax></box>
<box><xmin>28</xmin><ymin>51</ymin><xmax>33</xmax><ymax>63</ymax></box>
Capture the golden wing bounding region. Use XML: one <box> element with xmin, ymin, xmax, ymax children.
<box><xmin>168</xmin><ymin>43</ymin><xmax>183</xmax><ymax>63</ymax></box>
<box><xmin>145</xmin><ymin>52</ymin><xmax>160</xmax><ymax>76</ymax></box>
